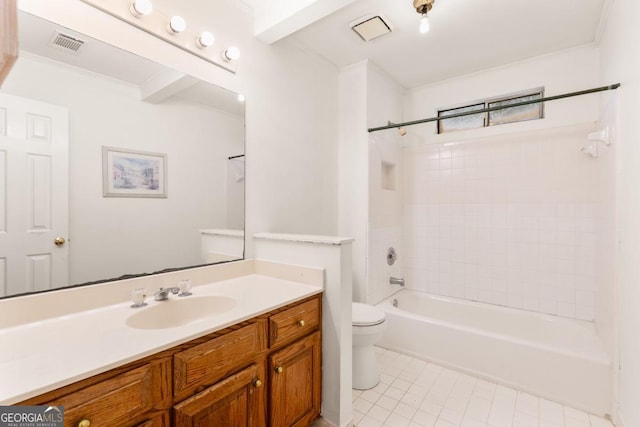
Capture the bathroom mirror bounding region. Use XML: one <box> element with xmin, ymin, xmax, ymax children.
<box><xmin>0</xmin><ymin>12</ymin><xmax>245</xmax><ymax>298</ymax></box>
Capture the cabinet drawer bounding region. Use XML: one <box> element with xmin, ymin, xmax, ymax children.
<box><xmin>174</xmin><ymin>321</ymin><xmax>267</xmax><ymax>401</ymax></box>
<box><xmin>269</xmin><ymin>298</ymin><xmax>320</xmax><ymax>348</ymax></box>
<box><xmin>47</xmin><ymin>361</ymin><xmax>170</xmax><ymax>427</ymax></box>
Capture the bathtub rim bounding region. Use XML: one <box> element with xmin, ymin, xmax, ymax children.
<box><xmin>378</xmin><ymin>289</ymin><xmax>610</xmax><ymax>365</ymax></box>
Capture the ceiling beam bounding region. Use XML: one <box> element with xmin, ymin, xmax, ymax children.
<box><xmin>139</xmin><ymin>69</ymin><xmax>198</xmax><ymax>103</ymax></box>
<box><xmin>253</xmin><ymin>0</ymin><xmax>358</xmax><ymax>44</ymax></box>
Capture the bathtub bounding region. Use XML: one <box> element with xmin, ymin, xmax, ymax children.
<box><xmin>377</xmin><ymin>290</ymin><xmax>611</xmax><ymax>415</ymax></box>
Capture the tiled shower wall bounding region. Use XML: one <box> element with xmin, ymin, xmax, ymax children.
<box><xmin>403</xmin><ymin>124</ymin><xmax>601</xmax><ymax>320</ymax></box>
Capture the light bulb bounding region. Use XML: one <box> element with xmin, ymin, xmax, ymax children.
<box><xmin>130</xmin><ymin>0</ymin><xmax>152</xmax><ymax>17</ymax></box>
<box><xmin>223</xmin><ymin>46</ymin><xmax>240</xmax><ymax>61</ymax></box>
<box><xmin>168</xmin><ymin>16</ymin><xmax>186</xmax><ymax>34</ymax></box>
<box><xmin>196</xmin><ymin>31</ymin><xmax>215</xmax><ymax>49</ymax></box>
<box><xmin>420</xmin><ymin>14</ymin><xmax>430</xmax><ymax>34</ymax></box>
<box><xmin>237</xmin><ymin>94</ymin><xmax>245</xmax><ymax>102</ymax></box>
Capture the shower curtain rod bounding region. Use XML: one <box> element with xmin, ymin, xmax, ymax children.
<box><xmin>368</xmin><ymin>83</ymin><xmax>621</xmax><ymax>133</ymax></box>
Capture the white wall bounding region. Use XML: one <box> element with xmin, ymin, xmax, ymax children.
<box><xmin>339</xmin><ymin>60</ymin><xmax>406</xmax><ymax>305</ymax></box>
<box><xmin>19</xmin><ymin>0</ymin><xmax>340</xmax><ymax>261</ymax></box>
<box><xmin>591</xmin><ymin>90</ymin><xmax>619</xmax><ymax>414</ymax></box>
<box><xmin>599</xmin><ymin>0</ymin><xmax>640</xmax><ymax>424</ymax></box>
<box><xmin>404</xmin><ymin>45</ymin><xmax>601</xmax><ymax>144</ymax></box>
<box><xmin>226</xmin><ymin>157</ymin><xmax>245</xmax><ymax>230</ymax></box>
<box><xmin>338</xmin><ymin>61</ymin><xmax>368</xmax><ymax>302</ymax></box>
<box><xmin>3</xmin><ymin>54</ymin><xmax>243</xmax><ymax>284</ymax></box>
<box><xmin>366</xmin><ymin>63</ymin><xmax>405</xmax><ymax>304</ymax></box>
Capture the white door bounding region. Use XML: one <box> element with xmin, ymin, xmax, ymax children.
<box><xmin>0</xmin><ymin>92</ymin><xmax>69</xmax><ymax>296</ymax></box>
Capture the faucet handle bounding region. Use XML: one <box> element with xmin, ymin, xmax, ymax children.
<box><xmin>131</xmin><ymin>288</ymin><xmax>147</xmax><ymax>308</ymax></box>
<box><xmin>178</xmin><ymin>279</ymin><xmax>192</xmax><ymax>297</ymax></box>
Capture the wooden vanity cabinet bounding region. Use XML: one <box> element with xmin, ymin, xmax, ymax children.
<box><xmin>172</xmin><ymin>295</ymin><xmax>322</xmax><ymax>427</ymax></box>
<box><xmin>17</xmin><ymin>294</ymin><xmax>322</xmax><ymax>427</ymax></box>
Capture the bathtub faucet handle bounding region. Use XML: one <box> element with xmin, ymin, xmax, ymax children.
<box><xmin>390</xmin><ymin>277</ymin><xmax>405</xmax><ymax>286</ymax></box>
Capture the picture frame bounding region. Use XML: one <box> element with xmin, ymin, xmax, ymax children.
<box><xmin>102</xmin><ymin>146</ymin><xmax>167</xmax><ymax>198</ymax></box>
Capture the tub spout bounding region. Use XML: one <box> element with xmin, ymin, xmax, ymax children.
<box><xmin>390</xmin><ymin>277</ymin><xmax>405</xmax><ymax>286</ymax></box>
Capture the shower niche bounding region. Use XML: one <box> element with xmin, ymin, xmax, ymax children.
<box><xmin>381</xmin><ymin>161</ymin><xmax>396</xmax><ymax>191</ymax></box>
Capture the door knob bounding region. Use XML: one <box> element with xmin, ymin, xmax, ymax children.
<box><xmin>54</xmin><ymin>237</ymin><xmax>66</xmax><ymax>247</ymax></box>
<box><xmin>275</xmin><ymin>366</ymin><xmax>283</xmax><ymax>374</ymax></box>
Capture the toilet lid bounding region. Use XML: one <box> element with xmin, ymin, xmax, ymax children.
<box><xmin>352</xmin><ymin>302</ymin><xmax>386</xmax><ymax>326</ymax></box>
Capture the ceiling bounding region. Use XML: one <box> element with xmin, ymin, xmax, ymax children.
<box><xmin>247</xmin><ymin>0</ymin><xmax>608</xmax><ymax>89</ymax></box>
<box><xmin>18</xmin><ymin>11</ymin><xmax>244</xmax><ymax>116</ymax></box>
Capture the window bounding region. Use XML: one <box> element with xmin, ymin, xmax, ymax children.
<box><xmin>437</xmin><ymin>88</ymin><xmax>544</xmax><ymax>134</ymax></box>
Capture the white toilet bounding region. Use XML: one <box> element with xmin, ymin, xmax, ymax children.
<box><xmin>352</xmin><ymin>302</ymin><xmax>387</xmax><ymax>390</ymax></box>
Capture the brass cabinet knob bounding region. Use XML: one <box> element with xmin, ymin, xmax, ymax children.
<box><xmin>253</xmin><ymin>379</ymin><xmax>263</xmax><ymax>388</ymax></box>
<box><xmin>297</xmin><ymin>319</ymin><xmax>305</xmax><ymax>327</ymax></box>
<box><xmin>275</xmin><ymin>366</ymin><xmax>283</xmax><ymax>374</ymax></box>
<box><xmin>78</xmin><ymin>420</ymin><xmax>91</xmax><ymax>427</ymax></box>
<box><xmin>54</xmin><ymin>237</ymin><xmax>66</xmax><ymax>247</ymax></box>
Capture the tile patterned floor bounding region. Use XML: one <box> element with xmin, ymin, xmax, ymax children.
<box><xmin>352</xmin><ymin>347</ymin><xmax>613</xmax><ymax>427</ymax></box>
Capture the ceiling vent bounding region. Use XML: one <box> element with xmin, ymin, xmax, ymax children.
<box><xmin>48</xmin><ymin>32</ymin><xmax>85</xmax><ymax>55</ymax></box>
<box><xmin>350</xmin><ymin>15</ymin><xmax>393</xmax><ymax>42</ymax></box>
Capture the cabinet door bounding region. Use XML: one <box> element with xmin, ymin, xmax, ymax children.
<box><xmin>173</xmin><ymin>363</ymin><xmax>266</xmax><ymax>427</ymax></box>
<box><xmin>269</xmin><ymin>332</ymin><xmax>321</xmax><ymax>427</ymax></box>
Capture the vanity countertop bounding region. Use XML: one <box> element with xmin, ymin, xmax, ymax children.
<box><xmin>0</xmin><ymin>271</ymin><xmax>322</xmax><ymax>404</ymax></box>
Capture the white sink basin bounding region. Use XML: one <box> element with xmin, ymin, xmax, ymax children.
<box><xmin>126</xmin><ymin>296</ymin><xmax>236</xmax><ymax>330</ymax></box>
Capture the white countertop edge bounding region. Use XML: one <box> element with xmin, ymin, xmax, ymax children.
<box><xmin>199</xmin><ymin>229</ymin><xmax>244</xmax><ymax>237</ymax></box>
<box><xmin>0</xmin><ymin>275</ymin><xmax>322</xmax><ymax>404</ymax></box>
<box><xmin>253</xmin><ymin>232</ymin><xmax>355</xmax><ymax>245</ymax></box>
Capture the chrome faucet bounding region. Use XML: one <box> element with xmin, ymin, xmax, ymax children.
<box><xmin>390</xmin><ymin>277</ymin><xmax>405</xmax><ymax>286</ymax></box>
<box><xmin>154</xmin><ymin>287</ymin><xmax>181</xmax><ymax>301</ymax></box>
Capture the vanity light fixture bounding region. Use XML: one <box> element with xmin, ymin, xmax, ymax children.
<box><xmin>196</xmin><ymin>31</ymin><xmax>215</xmax><ymax>49</ymax></box>
<box><xmin>167</xmin><ymin>15</ymin><xmax>186</xmax><ymax>34</ymax></box>
<box><xmin>223</xmin><ymin>46</ymin><xmax>240</xmax><ymax>62</ymax></box>
<box><xmin>82</xmin><ymin>0</ymin><xmax>239</xmax><ymax>73</ymax></box>
<box><xmin>130</xmin><ymin>0</ymin><xmax>152</xmax><ymax>18</ymax></box>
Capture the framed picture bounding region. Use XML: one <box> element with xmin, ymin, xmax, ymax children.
<box><xmin>102</xmin><ymin>146</ymin><xmax>167</xmax><ymax>198</ymax></box>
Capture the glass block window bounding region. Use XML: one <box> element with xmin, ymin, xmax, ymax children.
<box><xmin>437</xmin><ymin>88</ymin><xmax>544</xmax><ymax>134</ymax></box>
<box><xmin>437</xmin><ymin>103</ymin><xmax>485</xmax><ymax>134</ymax></box>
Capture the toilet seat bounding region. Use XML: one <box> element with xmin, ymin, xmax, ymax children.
<box><xmin>353</xmin><ymin>302</ymin><xmax>386</xmax><ymax>326</ymax></box>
